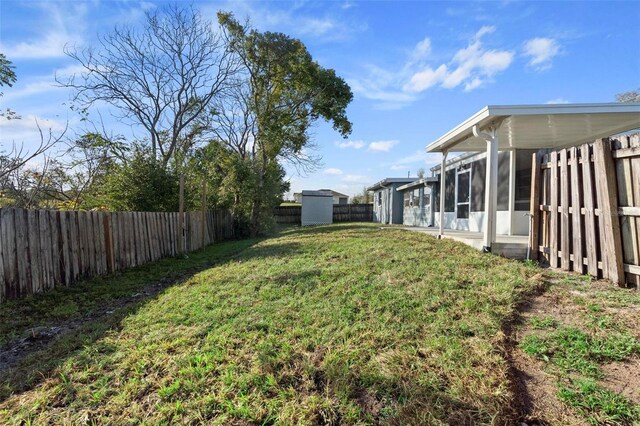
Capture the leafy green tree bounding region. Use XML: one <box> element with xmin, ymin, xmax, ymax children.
<box><xmin>215</xmin><ymin>13</ymin><xmax>353</xmax><ymax>236</ymax></box>
<box><xmin>105</xmin><ymin>146</ymin><xmax>180</xmax><ymax>212</ymax></box>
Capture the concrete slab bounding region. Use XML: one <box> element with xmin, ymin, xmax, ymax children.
<box><xmin>394</xmin><ymin>226</ymin><xmax>529</xmax><ymax>260</ymax></box>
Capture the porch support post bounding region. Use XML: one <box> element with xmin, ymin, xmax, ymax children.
<box><xmin>508</xmin><ymin>149</ymin><xmax>516</xmax><ymax>236</ymax></box>
<box><xmin>473</xmin><ymin>124</ymin><xmax>499</xmax><ymax>252</ymax></box>
<box><xmin>438</xmin><ymin>151</ymin><xmax>448</xmax><ymax>238</ymax></box>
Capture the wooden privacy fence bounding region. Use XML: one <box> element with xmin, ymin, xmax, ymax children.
<box><xmin>0</xmin><ymin>208</ymin><xmax>234</xmax><ymax>302</ymax></box>
<box><xmin>332</xmin><ymin>204</ymin><xmax>373</xmax><ymax>222</ymax></box>
<box><xmin>274</xmin><ymin>206</ymin><xmax>302</xmax><ymax>224</ymax></box>
<box><xmin>274</xmin><ymin>204</ymin><xmax>373</xmax><ymax>224</ymax></box>
<box><xmin>529</xmin><ymin>135</ymin><xmax>640</xmax><ymax>287</ymax></box>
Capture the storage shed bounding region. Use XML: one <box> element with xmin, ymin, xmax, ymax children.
<box><xmin>301</xmin><ymin>190</ymin><xmax>333</xmax><ymax>226</ymax></box>
<box><xmin>367</xmin><ymin>178</ymin><xmax>416</xmax><ymax>224</ymax></box>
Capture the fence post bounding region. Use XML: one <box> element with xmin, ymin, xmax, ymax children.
<box><xmin>103</xmin><ymin>213</ymin><xmax>115</xmax><ymax>273</ymax></box>
<box><xmin>529</xmin><ymin>152</ymin><xmax>541</xmax><ymax>261</ymax></box>
<box><xmin>178</xmin><ymin>175</ymin><xmax>185</xmax><ymax>254</ymax></box>
<box><xmin>593</xmin><ymin>138</ymin><xmax>625</xmax><ymax>285</ymax></box>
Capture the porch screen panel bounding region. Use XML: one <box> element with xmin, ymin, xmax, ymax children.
<box><xmin>497</xmin><ymin>152</ymin><xmax>510</xmax><ymax>210</ymax></box>
<box><xmin>445</xmin><ymin>169</ymin><xmax>456</xmax><ymax>212</ymax></box>
<box><xmin>433</xmin><ymin>180</ymin><xmax>440</xmax><ymax>212</ymax></box>
<box><xmin>515</xmin><ymin>149</ymin><xmax>535</xmax><ymax>210</ymax></box>
<box><xmin>471</xmin><ymin>158</ymin><xmax>486</xmax><ymax>212</ymax></box>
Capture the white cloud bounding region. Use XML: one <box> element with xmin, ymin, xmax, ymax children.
<box><xmin>335</xmin><ymin>140</ymin><xmax>365</xmax><ymax>149</ymax></box>
<box><xmin>437</xmin><ymin>33</ymin><xmax>514</xmax><ymax>91</ymax></box>
<box><xmin>389</xmin><ymin>150</ymin><xmax>439</xmax><ymax>171</ymax></box>
<box><xmin>474</xmin><ymin>25</ymin><xmax>496</xmax><ymax>40</ymax></box>
<box><xmin>368</xmin><ymin>140</ymin><xmax>399</xmax><ymax>152</ymax></box>
<box><xmin>411</xmin><ymin>37</ymin><xmax>432</xmax><ymax>62</ymax></box>
<box><xmin>323</xmin><ymin>168</ymin><xmax>343</xmax><ymax>175</ymax></box>
<box><xmin>0</xmin><ymin>114</ymin><xmax>68</xmax><ymax>153</ymax></box>
<box><xmin>1</xmin><ymin>2</ymin><xmax>88</xmax><ymax>59</ymax></box>
<box><xmin>342</xmin><ymin>174</ymin><xmax>370</xmax><ymax>183</ymax></box>
<box><xmin>404</xmin><ymin>64</ymin><xmax>448</xmax><ymax>93</ymax></box>
<box><xmin>347</xmin><ymin>65</ymin><xmax>416</xmax><ymax>110</ymax></box>
<box><xmin>523</xmin><ymin>37</ymin><xmax>560</xmax><ymax>71</ymax></box>
<box><xmin>356</xmin><ymin>26</ymin><xmax>514</xmax><ymax>106</ymax></box>
<box><xmin>546</xmin><ymin>97</ymin><xmax>570</xmax><ymax>104</ymax></box>
<box><xmin>2</xmin><ymin>31</ymin><xmax>74</xmax><ymax>59</ymax></box>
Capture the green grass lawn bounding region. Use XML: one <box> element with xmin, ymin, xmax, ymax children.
<box><xmin>0</xmin><ymin>223</ymin><xmax>540</xmax><ymax>425</ymax></box>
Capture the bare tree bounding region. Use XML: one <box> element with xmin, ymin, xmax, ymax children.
<box><xmin>60</xmin><ymin>5</ymin><xmax>239</xmax><ymax>167</ymax></box>
<box><xmin>0</xmin><ymin>121</ymin><xmax>66</xmax><ymax>183</ymax></box>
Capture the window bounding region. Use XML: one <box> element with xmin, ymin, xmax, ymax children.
<box><xmin>422</xmin><ymin>187</ymin><xmax>430</xmax><ymax>209</ymax></box>
<box><xmin>457</xmin><ymin>164</ymin><xmax>470</xmax><ymax>219</ymax></box>
<box><xmin>471</xmin><ymin>158</ymin><xmax>486</xmax><ymax>212</ymax></box>
<box><xmin>445</xmin><ymin>169</ymin><xmax>456</xmax><ymax>212</ymax></box>
<box><xmin>411</xmin><ymin>188</ymin><xmax>420</xmax><ymax>207</ymax></box>
<box><xmin>404</xmin><ymin>191</ymin><xmax>410</xmax><ymax>207</ymax></box>
<box><xmin>376</xmin><ymin>191</ymin><xmax>382</xmax><ymax>206</ymax></box>
<box><xmin>497</xmin><ymin>152</ymin><xmax>510</xmax><ymax>210</ymax></box>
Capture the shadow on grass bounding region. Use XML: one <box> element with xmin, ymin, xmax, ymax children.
<box><xmin>0</xmin><ymin>237</ymin><xmax>303</xmax><ymax>401</ymax></box>
<box><xmin>278</xmin><ymin>223</ymin><xmax>377</xmax><ymax>237</ymax></box>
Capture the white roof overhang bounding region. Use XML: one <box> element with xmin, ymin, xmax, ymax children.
<box><xmin>425</xmin><ymin>103</ymin><xmax>640</xmax><ymax>153</ymax></box>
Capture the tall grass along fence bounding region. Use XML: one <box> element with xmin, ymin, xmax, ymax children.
<box><xmin>274</xmin><ymin>204</ymin><xmax>373</xmax><ymax>225</ymax></box>
<box><xmin>529</xmin><ymin>135</ymin><xmax>640</xmax><ymax>287</ymax></box>
<box><xmin>0</xmin><ymin>208</ymin><xmax>234</xmax><ymax>302</ymax></box>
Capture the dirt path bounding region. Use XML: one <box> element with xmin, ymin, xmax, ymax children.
<box><xmin>0</xmin><ymin>270</ymin><xmax>197</xmax><ymax>374</ymax></box>
<box><xmin>507</xmin><ymin>272</ymin><xmax>640</xmax><ymax>425</ymax></box>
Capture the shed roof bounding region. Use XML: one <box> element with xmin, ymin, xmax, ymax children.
<box><xmin>425</xmin><ymin>103</ymin><xmax>640</xmax><ymax>153</ymax></box>
<box><xmin>366</xmin><ymin>177</ymin><xmax>417</xmax><ymax>191</ymax></box>
<box><xmin>396</xmin><ymin>177</ymin><xmax>439</xmax><ymax>191</ymax></box>
<box><xmin>318</xmin><ymin>189</ymin><xmax>349</xmax><ymax>198</ymax></box>
<box><xmin>301</xmin><ymin>190</ymin><xmax>333</xmax><ymax>197</ymax></box>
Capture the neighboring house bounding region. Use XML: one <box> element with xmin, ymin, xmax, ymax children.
<box><xmin>367</xmin><ymin>178</ymin><xmax>416</xmax><ymax>224</ymax></box>
<box><xmin>396</xmin><ymin>177</ymin><xmax>437</xmax><ymax>227</ymax></box>
<box><xmin>318</xmin><ymin>189</ymin><xmax>349</xmax><ymax>204</ymax></box>
<box><xmin>293</xmin><ymin>190</ymin><xmax>348</xmax><ymax>204</ymax></box>
<box><xmin>424</xmin><ymin>102</ymin><xmax>640</xmax><ymax>252</ymax></box>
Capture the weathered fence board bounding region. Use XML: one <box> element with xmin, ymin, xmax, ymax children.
<box><xmin>0</xmin><ymin>209</ymin><xmax>234</xmax><ymax>303</ymax></box>
<box><xmin>530</xmin><ymin>136</ymin><xmax>640</xmax><ymax>287</ymax></box>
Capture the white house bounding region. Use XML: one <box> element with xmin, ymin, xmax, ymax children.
<box><xmin>424</xmin><ymin>102</ymin><xmax>640</xmax><ymax>253</ymax></box>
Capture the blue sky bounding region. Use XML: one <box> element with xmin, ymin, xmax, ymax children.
<box><xmin>1</xmin><ymin>1</ymin><xmax>639</xmax><ymax>198</ymax></box>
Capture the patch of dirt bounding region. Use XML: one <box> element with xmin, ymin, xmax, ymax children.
<box><xmin>505</xmin><ymin>272</ymin><xmax>640</xmax><ymax>425</ymax></box>
<box><xmin>0</xmin><ymin>269</ymin><xmax>199</xmax><ymax>374</ymax></box>
<box><xmin>601</xmin><ymin>359</ymin><xmax>640</xmax><ymax>405</ymax></box>
<box><xmin>511</xmin><ymin>347</ymin><xmax>589</xmax><ymax>426</ymax></box>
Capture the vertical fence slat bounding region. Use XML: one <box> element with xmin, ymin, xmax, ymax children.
<box><xmin>15</xmin><ymin>208</ymin><xmax>29</xmax><ymax>296</ymax></box>
<box><xmin>570</xmin><ymin>147</ymin><xmax>584</xmax><ymax>274</ymax></box>
<box><xmin>549</xmin><ymin>151</ymin><xmax>559</xmax><ymax>268</ymax></box>
<box><xmin>581</xmin><ymin>144</ymin><xmax>598</xmax><ymax>277</ymax></box>
<box><xmin>593</xmin><ymin>139</ymin><xmax>625</xmax><ymax>285</ymax></box>
<box><xmin>2</xmin><ymin>209</ymin><xmax>17</xmax><ymax>299</ymax></box>
<box><xmin>560</xmin><ymin>150</ymin><xmax>570</xmax><ymax>270</ymax></box>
